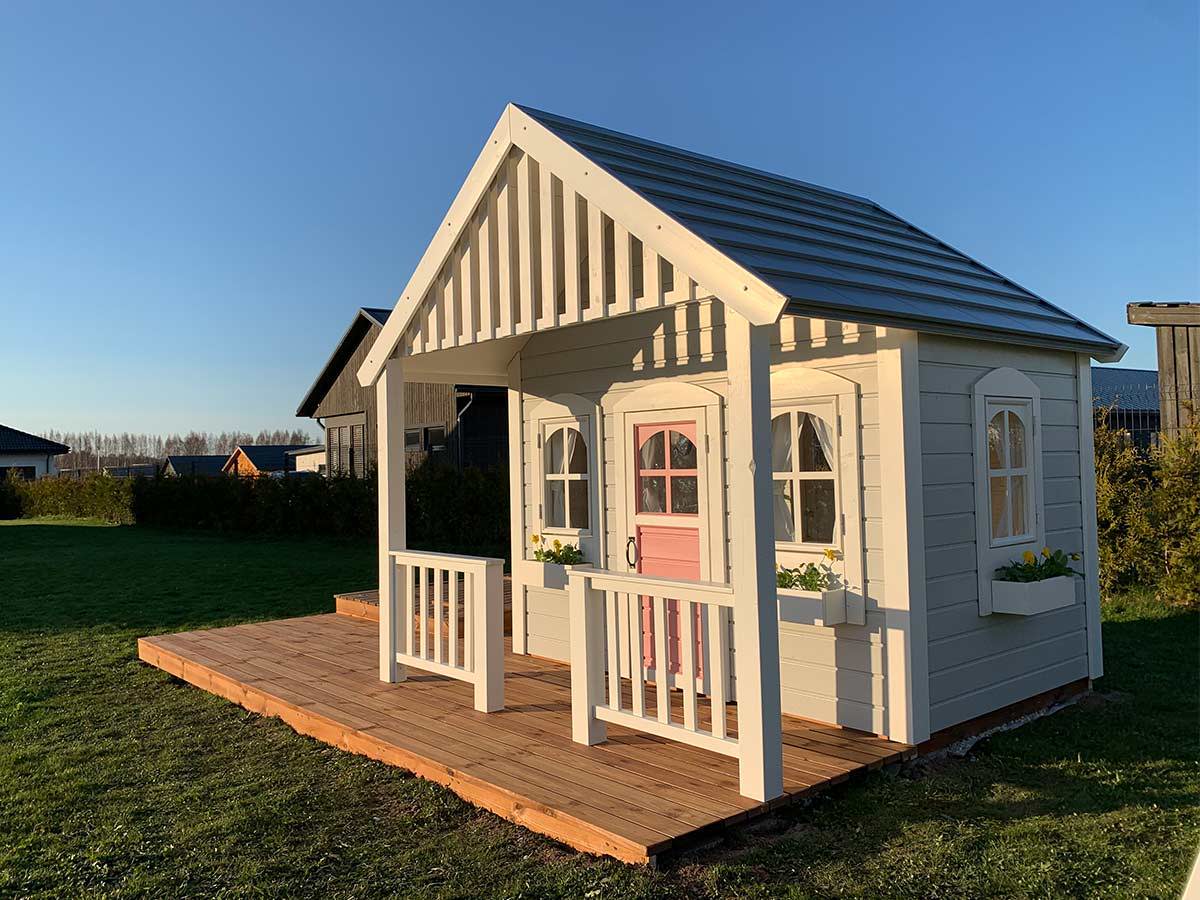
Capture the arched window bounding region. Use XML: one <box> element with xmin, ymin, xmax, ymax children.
<box><xmin>543</xmin><ymin>424</ymin><xmax>590</xmax><ymax>530</ymax></box>
<box><xmin>635</xmin><ymin>424</ymin><xmax>698</xmax><ymax>515</ymax></box>
<box><xmin>770</xmin><ymin>406</ymin><xmax>838</xmax><ymax>545</ymax></box>
<box><xmin>986</xmin><ymin>402</ymin><xmax>1033</xmax><ymax>544</ymax></box>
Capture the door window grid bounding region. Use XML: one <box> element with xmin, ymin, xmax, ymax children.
<box><xmin>635</xmin><ymin>424</ymin><xmax>698</xmax><ymax>515</ymax></box>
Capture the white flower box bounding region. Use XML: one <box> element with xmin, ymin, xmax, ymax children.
<box><xmin>519</xmin><ymin>559</ymin><xmax>591</xmax><ymax>591</ymax></box>
<box><xmin>990</xmin><ymin>575</ymin><xmax>1077</xmax><ymax>616</ymax></box>
<box><xmin>777</xmin><ymin>586</ymin><xmax>862</xmax><ymax>627</ymax></box>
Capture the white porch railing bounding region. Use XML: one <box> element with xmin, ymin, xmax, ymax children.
<box><xmin>387</xmin><ymin>550</ymin><xmax>505</xmax><ymax>712</ymax></box>
<box><xmin>567</xmin><ymin>567</ymin><xmax>737</xmax><ymax>758</ymax></box>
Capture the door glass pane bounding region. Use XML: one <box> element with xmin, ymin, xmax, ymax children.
<box><xmin>797</xmin><ymin>414</ymin><xmax>832</xmax><ymax>472</ymax></box>
<box><xmin>568</xmin><ymin>479</ymin><xmax>590</xmax><ymax>529</ymax></box>
<box><xmin>670</xmin><ymin>476</ymin><xmax>698</xmax><ymax>514</ymax></box>
<box><xmin>565</xmin><ymin>427</ymin><xmax>588</xmax><ymax>474</ymax></box>
<box><xmin>990</xmin><ymin>476</ymin><xmax>1009</xmax><ymax>539</ymax></box>
<box><xmin>639</xmin><ymin>475</ymin><xmax>666</xmax><ymax>512</ymax></box>
<box><xmin>773</xmin><ymin>479</ymin><xmax>795</xmax><ymax>542</ymax></box>
<box><xmin>546</xmin><ymin>428</ymin><xmax>564</xmax><ymax>474</ymax></box>
<box><xmin>988</xmin><ymin>412</ymin><xmax>1004</xmax><ymax>469</ymax></box>
<box><xmin>771</xmin><ymin>414</ymin><xmax>792</xmax><ymax>473</ymax></box>
<box><xmin>639</xmin><ymin>431</ymin><xmax>664</xmax><ymax>469</ymax></box>
<box><xmin>799</xmin><ymin>479</ymin><xmax>836</xmax><ymax>543</ymax></box>
<box><xmin>1010</xmin><ymin>474</ymin><xmax>1027</xmax><ymax>536</ymax></box>
<box><xmin>669</xmin><ymin>431</ymin><xmax>696</xmax><ymax>469</ymax></box>
<box><xmin>1007</xmin><ymin>411</ymin><xmax>1026</xmax><ymax>468</ymax></box>
<box><xmin>546</xmin><ymin>479</ymin><xmax>566</xmax><ymax>527</ymax></box>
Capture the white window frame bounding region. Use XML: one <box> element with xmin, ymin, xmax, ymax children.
<box><xmin>973</xmin><ymin>367</ymin><xmax>1045</xmax><ymax>615</ymax></box>
<box><xmin>539</xmin><ymin>417</ymin><xmax>592</xmax><ymax>537</ymax></box>
<box><xmin>984</xmin><ymin>399</ymin><xmax>1035</xmax><ymax>548</ymax></box>
<box><xmin>527</xmin><ymin>394</ymin><xmax>601</xmax><ymax>563</ymax></box>
<box><xmin>770</xmin><ymin>399</ymin><xmax>841</xmax><ymax>552</ymax></box>
<box><xmin>769</xmin><ymin>367</ymin><xmax>864</xmax><ymax>604</ymax></box>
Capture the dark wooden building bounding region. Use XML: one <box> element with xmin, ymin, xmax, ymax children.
<box><xmin>296</xmin><ymin>308</ymin><xmax>506</xmax><ymax>475</ymax></box>
<box><xmin>1127</xmin><ymin>302</ymin><xmax>1198</xmax><ymax>437</ymax></box>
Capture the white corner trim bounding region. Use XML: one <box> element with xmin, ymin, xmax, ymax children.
<box><xmin>1076</xmin><ymin>355</ymin><xmax>1104</xmax><ymax>678</ymax></box>
<box><xmin>506</xmin><ymin>354</ymin><xmax>527</xmax><ymax>654</ymax></box>
<box><xmin>876</xmin><ymin>327</ymin><xmax>929</xmax><ymax>745</ymax></box>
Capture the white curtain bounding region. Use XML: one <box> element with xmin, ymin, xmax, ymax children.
<box><xmin>810</xmin><ymin>413</ymin><xmax>835</xmax><ymax>470</ymax></box>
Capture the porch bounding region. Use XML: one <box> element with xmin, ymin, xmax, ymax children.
<box><xmin>138</xmin><ymin>611</ymin><xmax>912</xmax><ymax>865</ymax></box>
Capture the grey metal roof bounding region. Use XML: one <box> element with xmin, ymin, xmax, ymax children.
<box><xmin>0</xmin><ymin>425</ymin><xmax>69</xmax><ymax>455</ymax></box>
<box><xmin>519</xmin><ymin>106</ymin><xmax>1123</xmax><ymax>360</ymax></box>
<box><xmin>162</xmin><ymin>454</ymin><xmax>226</xmax><ymax>476</ymax></box>
<box><xmin>1091</xmin><ymin>367</ymin><xmax>1159</xmax><ymax>411</ymax></box>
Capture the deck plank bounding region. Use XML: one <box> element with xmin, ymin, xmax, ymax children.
<box><xmin>138</xmin><ymin>613</ymin><xmax>911</xmax><ymax>864</ymax></box>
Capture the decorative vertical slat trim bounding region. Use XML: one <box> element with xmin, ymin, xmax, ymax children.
<box><xmin>496</xmin><ymin>166</ymin><xmax>514</xmax><ymax>337</ymax></box>
<box><xmin>434</xmin><ymin>271</ymin><xmax>448</xmax><ymax>350</ymax></box>
<box><xmin>479</xmin><ymin>194</ymin><xmax>495</xmax><ymax>341</ymax></box>
<box><xmin>614</xmin><ymin>222</ymin><xmax>633</xmax><ymax>315</ymax></box>
<box><xmin>707</xmin><ymin>606</ymin><xmax>727</xmax><ymax>739</ymax></box>
<box><xmin>562</xmin><ymin>190</ymin><xmax>582</xmax><ymax>323</ymax></box>
<box><xmin>629</xmin><ymin>593</ymin><xmax>645</xmax><ymax>718</ymax></box>
<box><xmin>539</xmin><ymin>164</ymin><xmax>558</xmax><ymax>330</ymax></box>
<box><xmin>433</xmin><ymin>566</ymin><xmax>444</xmax><ymax>664</ymax></box>
<box><xmin>461</xmin><ymin>227</ymin><xmax>477</xmax><ymax>344</ymax></box>
<box><xmin>647</xmin><ymin>249</ymin><xmax>665</xmax><ymax>308</ymax></box>
<box><xmin>653</xmin><ymin>596</ymin><xmax>669</xmax><ymax>723</ymax></box>
<box><xmin>421</xmin><ymin>285</ymin><xmax>435</xmax><ymax>354</ymax></box>
<box><xmin>449</xmin><ymin>570</ymin><xmax>459</xmax><ymax>668</ymax></box>
<box><xmin>515</xmin><ymin>153</ymin><xmax>535</xmax><ymax>332</ymax></box>
<box><xmin>585</xmin><ymin>201</ymin><xmax>604</xmax><ymax>319</ymax></box>
<box><xmin>679</xmin><ymin>599</ymin><xmax>697</xmax><ymax>731</ymax></box>
<box><xmin>605</xmin><ymin>591</ymin><xmax>619</xmax><ymax>709</ymax></box>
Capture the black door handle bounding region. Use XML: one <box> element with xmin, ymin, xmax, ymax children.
<box><xmin>626</xmin><ymin>536</ymin><xmax>638</xmax><ymax>569</ymax></box>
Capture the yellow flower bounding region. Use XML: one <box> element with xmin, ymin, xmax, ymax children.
<box><xmin>1022</xmin><ymin>550</ymin><xmax>1037</xmax><ymax>565</ymax></box>
<box><xmin>823</xmin><ymin>548</ymin><xmax>838</xmax><ymax>562</ymax></box>
<box><xmin>552</xmin><ymin>539</ymin><xmax>562</xmax><ymax>551</ymax></box>
<box><xmin>1069</xmin><ymin>552</ymin><xmax>1081</xmax><ymax>561</ymax></box>
<box><xmin>1041</xmin><ymin>546</ymin><xmax>1051</xmax><ymax>558</ymax></box>
<box><xmin>530</xmin><ymin>534</ymin><xmax>540</xmax><ymax>545</ymax></box>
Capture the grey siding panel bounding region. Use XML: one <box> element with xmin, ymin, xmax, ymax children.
<box><xmin>919</xmin><ymin>333</ymin><xmax>1091</xmax><ymax>732</ymax></box>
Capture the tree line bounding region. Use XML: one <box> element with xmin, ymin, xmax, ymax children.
<box><xmin>43</xmin><ymin>429</ymin><xmax>316</xmax><ymax>471</ymax></box>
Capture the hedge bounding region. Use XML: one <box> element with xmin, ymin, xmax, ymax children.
<box><xmin>1</xmin><ymin>462</ymin><xmax>509</xmax><ymax>561</ymax></box>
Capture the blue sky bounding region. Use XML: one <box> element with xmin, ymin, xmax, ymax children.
<box><xmin>1</xmin><ymin>0</ymin><xmax>1196</xmax><ymax>435</ymax></box>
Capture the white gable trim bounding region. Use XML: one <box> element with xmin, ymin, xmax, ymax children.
<box><xmin>357</xmin><ymin>104</ymin><xmax>788</xmax><ymax>388</ymax></box>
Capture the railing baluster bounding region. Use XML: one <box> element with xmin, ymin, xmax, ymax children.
<box><xmin>464</xmin><ymin>570</ymin><xmax>474</xmax><ymax>672</ymax></box>
<box><xmin>449</xmin><ymin>569</ymin><xmax>459</xmax><ymax>669</ymax></box>
<box><xmin>708</xmin><ymin>606</ymin><xmax>728</xmax><ymax>739</ymax></box>
<box><xmin>418</xmin><ymin>565</ymin><xmax>428</xmax><ymax>661</ymax></box>
<box><xmin>629</xmin><ymin>592</ymin><xmax>645</xmax><ymax>718</ymax></box>
<box><xmin>605</xmin><ymin>589</ymin><xmax>619</xmax><ymax>709</ymax></box>
<box><xmin>653</xmin><ymin>596</ymin><xmax>670</xmax><ymax>724</ymax></box>
<box><xmin>434</xmin><ymin>566</ymin><xmax>444</xmax><ymax>664</ymax></box>
<box><xmin>679</xmin><ymin>598</ymin><xmax>698</xmax><ymax>731</ymax></box>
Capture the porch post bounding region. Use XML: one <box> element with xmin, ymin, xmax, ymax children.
<box><xmin>725</xmin><ymin>307</ymin><xmax>784</xmax><ymax>802</ymax></box>
<box><xmin>507</xmin><ymin>353</ymin><xmax>527</xmax><ymax>654</ymax></box>
<box><xmin>377</xmin><ymin>357</ymin><xmax>407</xmax><ymax>683</ymax></box>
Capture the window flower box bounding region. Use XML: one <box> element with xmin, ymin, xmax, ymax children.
<box><xmin>520</xmin><ymin>559</ymin><xmax>591</xmax><ymax>591</ymax></box>
<box><xmin>990</xmin><ymin>575</ymin><xmax>1076</xmax><ymax>616</ymax></box>
<box><xmin>777</xmin><ymin>586</ymin><xmax>863</xmax><ymax>627</ymax></box>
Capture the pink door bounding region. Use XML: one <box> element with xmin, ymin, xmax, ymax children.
<box><xmin>632</xmin><ymin>421</ymin><xmax>703</xmax><ymax>675</ymax></box>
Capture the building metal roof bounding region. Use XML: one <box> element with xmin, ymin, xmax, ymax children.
<box><xmin>296</xmin><ymin>308</ymin><xmax>392</xmax><ymax>418</ymax></box>
<box><xmin>1091</xmin><ymin>367</ymin><xmax>1159</xmax><ymax>411</ymax></box>
<box><xmin>0</xmin><ymin>425</ymin><xmax>70</xmax><ymax>456</ymax></box>
<box><xmin>229</xmin><ymin>445</ymin><xmax>312</xmax><ymax>473</ymax></box>
<box><xmin>162</xmin><ymin>454</ymin><xmax>227</xmax><ymax>477</ymax></box>
<box><xmin>284</xmin><ymin>445</ymin><xmax>327</xmax><ymax>456</ymax></box>
<box><xmin>519</xmin><ymin>106</ymin><xmax>1124</xmax><ymax>361</ymax></box>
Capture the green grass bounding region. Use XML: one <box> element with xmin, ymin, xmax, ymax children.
<box><xmin>1</xmin><ymin>520</ymin><xmax>1195</xmax><ymax>898</ymax></box>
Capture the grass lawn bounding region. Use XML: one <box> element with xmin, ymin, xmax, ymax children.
<box><xmin>1</xmin><ymin>519</ymin><xmax>1196</xmax><ymax>898</ymax></box>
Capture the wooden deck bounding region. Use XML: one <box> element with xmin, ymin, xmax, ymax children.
<box><xmin>138</xmin><ymin>613</ymin><xmax>912</xmax><ymax>864</ymax></box>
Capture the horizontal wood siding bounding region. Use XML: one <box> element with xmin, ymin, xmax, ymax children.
<box><xmin>919</xmin><ymin>334</ymin><xmax>1090</xmax><ymax>732</ymax></box>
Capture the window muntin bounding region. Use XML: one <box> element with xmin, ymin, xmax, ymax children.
<box><xmin>986</xmin><ymin>401</ymin><xmax>1034</xmax><ymax>545</ymax></box>
<box><xmin>635</xmin><ymin>424</ymin><xmax>698</xmax><ymax>515</ymax></box>
<box><xmin>771</xmin><ymin>406</ymin><xmax>838</xmax><ymax>546</ymax></box>
<box><xmin>542</xmin><ymin>422</ymin><xmax>590</xmax><ymax>531</ymax></box>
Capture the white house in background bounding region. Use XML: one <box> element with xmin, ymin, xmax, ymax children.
<box><xmin>354</xmin><ymin>104</ymin><xmax>1125</xmax><ymax>801</ymax></box>
<box><xmin>285</xmin><ymin>445</ymin><xmax>327</xmax><ymax>475</ymax></box>
<box><xmin>0</xmin><ymin>425</ymin><xmax>69</xmax><ymax>479</ymax></box>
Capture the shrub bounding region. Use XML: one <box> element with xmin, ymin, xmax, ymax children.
<box><xmin>1151</xmin><ymin>426</ymin><xmax>1200</xmax><ymax>606</ymax></box>
<box><xmin>3</xmin><ymin>473</ymin><xmax>135</xmax><ymax>524</ymax></box>
<box><xmin>1094</xmin><ymin>415</ymin><xmax>1159</xmax><ymax>591</ymax></box>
